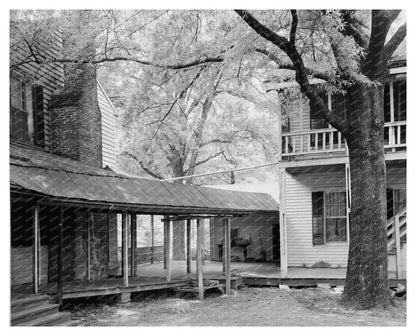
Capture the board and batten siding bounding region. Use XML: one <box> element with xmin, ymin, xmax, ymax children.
<box><xmin>11</xmin><ymin>32</ymin><xmax>65</xmax><ymax>151</ymax></box>
<box><xmin>97</xmin><ymin>81</ymin><xmax>117</xmax><ymax>168</ymax></box>
<box><xmin>284</xmin><ymin>166</ymin><xmax>349</xmax><ymax>267</ymax></box>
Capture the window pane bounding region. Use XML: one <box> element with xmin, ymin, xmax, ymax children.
<box><xmin>326</xmin><ymin>218</ymin><xmax>347</xmax><ymax>242</ymax></box>
<box><xmin>325</xmin><ymin>192</ymin><xmax>346</xmax><ymax>217</ymax></box>
<box><xmin>312</xmin><ymin>192</ymin><xmax>324</xmax><ymax>245</ymax></box>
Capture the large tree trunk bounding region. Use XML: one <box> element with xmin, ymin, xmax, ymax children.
<box><xmin>342</xmin><ymin>83</ymin><xmax>390</xmax><ymax>309</ymax></box>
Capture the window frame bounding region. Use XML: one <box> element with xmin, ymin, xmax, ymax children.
<box><xmin>312</xmin><ymin>191</ymin><xmax>348</xmax><ymax>246</ymax></box>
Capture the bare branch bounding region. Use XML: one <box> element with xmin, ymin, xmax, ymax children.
<box><xmin>193</xmin><ymin>151</ymin><xmax>224</xmax><ymax>168</ymax></box>
<box><xmin>122</xmin><ymin>152</ymin><xmax>165</xmax><ymax>179</ymax></box>
<box><xmin>289</xmin><ymin>10</ymin><xmax>298</xmax><ymax>45</ymax></box>
<box><xmin>10</xmin><ymin>54</ymin><xmax>225</xmax><ymax>71</ymax></box>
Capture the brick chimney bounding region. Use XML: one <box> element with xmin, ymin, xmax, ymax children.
<box><xmin>49</xmin><ymin>63</ymin><xmax>102</xmax><ymax>167</ymax></box>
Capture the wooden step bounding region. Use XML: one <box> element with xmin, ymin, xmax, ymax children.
<box><xmin>14</xmin><ymin>312</ymin><xmax>73</xmax><ymax>326</ymax></box>
<box><xmin>11</xmin><ymin>295</ymin><xmax>50</xmax><ymax>314</ymax></box>
<box><xmin>55</xmin><ymin>319</ymin><xmax>81</xmax><ymax>327</ymax></box>
<box><xmin>11</xmin><ymin>304</ymin><xmax>60</xmax><ymax>326</ymax></box>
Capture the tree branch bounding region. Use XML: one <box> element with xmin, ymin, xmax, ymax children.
<box><xmin>339</xmin><ymin>10</ymin><xmax>369</xmax><ymax>49</ymax></box>
<box><xmin>383</xmin><ymin>23</ymin><xmax>406</xmax><ymax>64</ymax></box>
<box><xmin>289</xmin><ymin>10</ymin><xmax>298</xmax><ymax>45</ymax></box>
<box><xmin>122</xmin><ymin>152</ymin><xmax>165</xmax><ymax>179</ymax></box>
<box><xmin>193</xmin><ymin>151</ymin><xmax>224</xmax><ymax>168</ymax></box>
<box><xmin>235</xmin><ymin>9</ymin><xmax>350</xmax><ymax>135</ymax></box>
<box><xmin>10</xmin><ymin>54</ymin><xmax>224</xmax><ymax>71</ymax></box>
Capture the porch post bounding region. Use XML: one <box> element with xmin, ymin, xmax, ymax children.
<box><xmin>163</xmin><ymin>218</ymin><xmax>167</xmax><ymax>269</ymax></box>
<box><xmin>122</xmin><ymin>212</ymin><xmax>129</xmax><ymax>287</ymax></box>
<box><xmin>151</xmin><ymin>215</ymin><xmax>155</xmax><ymax>264</ymax></box>
<box><xmin>279</xmin><ymin>167</ymin><xmax>288</xmax><ymax>277</ymax></box>
<box><xmin>32</xmin><ymin>203</ymin><xmax>39</xmax><ymax>294</ymax></box>
<box><xmin>165</xmin><ymin>216</ymin><xmax>172</xmax><ymax>282</ymax></box>
<box><xmin>87</xmin><ymin>212</ymin><xmax>92</xmax><ymax>281</ymax></box>
<box><xmin>131</xmin><ymin>213</ymin><xmax>137</xmax><ymax>278</ymax></box>
<box><xmin>57</xmin><ymin>207</ymin><xmax>64</xmax><ymax>307</ymax></box>
<box><xmin>394</xmin><ymin>215</ymin><xmax>403</xmax><ymax>278</ymax></box>
<box><xmin>196</xmin><ymin>218</ymin><xmax>204</xmax><ymax>300</ymax></box>
<box><xmin>224</xmin><ymin>217</ymin><xmax>231</xmax><ymax>295</ymax></box>
<box><xmin>186</xmin><ymin>219</ymin><xmax>192</xmax><ymax>273</ymax></box>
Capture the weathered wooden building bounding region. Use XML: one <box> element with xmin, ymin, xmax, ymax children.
<box><xmin>270</xmin><ymin>40</ymin><xmax>406</xmax><ymax>278</ymax></box>
<box><xmin>9</xmin><ymin>29</ymin><xmax>280</xmax><ymax>326</ymax></box>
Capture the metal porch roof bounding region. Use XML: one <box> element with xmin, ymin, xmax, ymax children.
<box><xmin>10</xmin><ymin>143</ymin><xmax>279</xmax><ymax>215</ymax></box>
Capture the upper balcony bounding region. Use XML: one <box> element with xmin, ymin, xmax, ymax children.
<box><xmin>281</xmin><ymin>121</ymin><xmax>406</xmax><ymax>164</ymax></box>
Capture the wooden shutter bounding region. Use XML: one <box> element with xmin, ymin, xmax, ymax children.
<box><xmin>312</xmin><ymin>192</ymin><xmax>324</xmax><ymax>246</ymax></box>
<box><xmin>32</xmin><ymin>85</ymin><xmax>45</xmax><ymax>147</ymax></box>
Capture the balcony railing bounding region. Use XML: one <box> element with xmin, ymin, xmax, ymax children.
<box><xmin>281</xmin><ymin>121</ymin><xmax>406</xmax><ymax>158</ymax></box>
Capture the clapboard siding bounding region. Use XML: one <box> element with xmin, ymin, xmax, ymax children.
<box><xmin>284</xmin><ymin>164</ymin><xmax>406</xmax><ymax>267</ymax></box>
<box><xmin>285</xmin><ymin>167</ymin><xmax>349</xmax><ymax>267</ymax></box>
<box><xmin>97</xmin><ymin>81</ymin><xmax>116</xmax><ymax>168</ymax></box>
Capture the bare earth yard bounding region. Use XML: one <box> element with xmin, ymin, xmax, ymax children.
<box><xmin>67</xmin><ymin>287</ymin><xmax>406</xmax><ymax>327</ymax></box>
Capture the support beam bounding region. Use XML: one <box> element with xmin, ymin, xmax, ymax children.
<box><xmin>32</xmin><ymin>204</ymin><xmax>39</xmax><ymax>294</ymax></box>
<box><xmin>395</xmin><ymin>215</ymin><xmax>403</xmax><ymax>278</ymax></box>
<box><xmin>151</xmin><ymin>215</ymin><xmax>155</xmax><ymax>264</ymax></box>
<box><xmin>87</xmin><ymin>212</ymin><xmax>92</xmax><ymax>281</ymax></box>
<box><xmin>186</xmin><ymin>219</ymin><xmax>192</xmax><ymax>273</ymax></box>
<box><xmin>196</xmin><ymin>219</ymin><xmax>204</xmax><ymax>300</ymax></box>
<box><xmin>122</xmin><ymin>212</ymin><xmax>129</xmax><ymax>287</ymax></box>
<box><xmin>131</xmin><ymin>213</ymin><xmax>137</xmax><ymax>278</ymax></box>
<box><xmin>163</xmin><ymin>218</ymin><xmax>167</xmax><ymax>270</ymax></box>
<box><xmin>57</xmin><ymin>207</ymin><xmax>64</xmax><ymax>307</ymax></box>
<box><xmin>279</xmin><ymin>167</ymin><xmax>288</xmax><ymax>277</ymax></box>
<box><xmin>224</xmin><ymin>217</ymin><xmax>231</xmax><ymax>295</ymax></box>
<box><xmin>165</xmin><ymin>216</ymin><xmax>172</xmax><ymax>282</ymax></box>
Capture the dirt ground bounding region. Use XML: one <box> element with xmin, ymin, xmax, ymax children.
<box><xmin>66</xmin><ymin>287</ymin><xmax>406</xmax><ymax>327</ymax></box>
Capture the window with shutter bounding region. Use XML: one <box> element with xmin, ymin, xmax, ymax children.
<box><xmin>33</xmin><ymin>85</ymin><xmax>45</xmax><ymax>146</ymax></box>
<box><xmin>10</xmin><ymin>74</ymin><xmax>45</xmax><ymax>147</ymax></box>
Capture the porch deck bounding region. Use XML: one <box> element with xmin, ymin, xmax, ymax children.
<box><xmin>11</xmin><ymin>261</ymin><xmax>404</xmax><ymax>300</ymax></box>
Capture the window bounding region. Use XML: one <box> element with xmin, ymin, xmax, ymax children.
<box><xmin>10</xmin><ymin>74</ymin><xmax>45</xmax><ymax>146</ymax></box>
<box><xmin>312</xmin><ymin>191</ymin><xmax>347</xmax><ymax>245</ymax></box>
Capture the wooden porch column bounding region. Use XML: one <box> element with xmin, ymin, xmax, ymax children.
<box><xmin>131</xmin><ymin>213</ymin><xmax>137</xmax><ymax>278</ymax></box>
<box><xmin>87</xmin><ymin>212</ymin><xmax>92</xmax><ymax>281</ymax></box>
<box><xmin>165</xmin><ymin>216</ymin><xmax>172</xmax><ymax>282</ymax></box>
<box><xmin>122</xmin><ymin>212</ymin><xmax>129</xmax><ymax>287</ymax></box>
<box><xmin>224</xmin><ymin>217</ymin><xmax>231</xmax><ymax>295</ymax></box>
<box><xmin>395</xmin><ymin>215</ymin><xmax>403</xmax><ymax>278</ymax></box>
<box><xmin>32</xmin><ymin>204</ymin><xmax>40</xmax><ymax>294</ymax></box>
<box><xmin>196</xmin><ymin>219</ymin><xmax>204</xmax><ymax>300</ymax></box>
<box><xmin>279</xmin><ymin>167</ymin><xmax>288</xmax><ymax>277</ymax></box>
<box><xmin>186</xmin><ymin>219</ymin><xmax>192</xmax><ymax>273</ymax></box>
<box><xmin>163</xmin><ymin>217</ymin><xmax>167</xmax><ymax>269</ymax></box>
<box><xmin>151</xmin><ymin>215</ymin><xmax>155</xmax><ymax>264</ymax></box>
<box><xmin>57</xmin><ymin>207</ymin><xmax>64</xmax><ymax>307</ymax></box>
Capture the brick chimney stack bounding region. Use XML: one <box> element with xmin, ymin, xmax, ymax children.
<box><xmin>49</xmin><ymin>63</ymin><xmax>102</xmax><ymax>167</ymax></box>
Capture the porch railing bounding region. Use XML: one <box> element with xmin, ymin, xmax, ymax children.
<box><xmin>384</xmin><ymin>121</ymin><xmax>406</xmax><ymax>152</ymax></box>
<box><xmin>281</xmin><ymin>128</ymin><xmax>346</xmax><ymax>157</ymax></box>
<box><xmin>281</xmin><ymin>121</ymin><xmax>406</xmax><ymax>158</ymax></box>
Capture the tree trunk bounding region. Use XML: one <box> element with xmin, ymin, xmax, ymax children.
<box><xmin>342</xmin><ymin>83</ymin><xmax>389</xmax><ymax>309</ymax></box>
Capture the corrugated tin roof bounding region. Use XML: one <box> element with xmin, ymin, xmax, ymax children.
<box><xmin>10</xmin><ymin>143</ymin><xmax>279</xmax><ymax>214</ymax></box>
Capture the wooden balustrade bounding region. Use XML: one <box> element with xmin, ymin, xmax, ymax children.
<box><xmin>281</xmin><ymin>121</ymin><xmax>406</xmax><ymax>158</ymax></box>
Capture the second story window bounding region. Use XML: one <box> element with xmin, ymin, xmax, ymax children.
<box><xmin>10</xmin><ymin>74</ymin><xmax>45</xmax><ymax>147</ymax></box>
